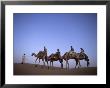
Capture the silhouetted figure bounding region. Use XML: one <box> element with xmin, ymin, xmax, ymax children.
<box><xmin>44</xmin><ymin>46</ymin><xmax>47</xmax><ymax>52</ymax></box>
<box><xmin>70</xmin><ymin>46</ymin><xmax>74</xmax><ymax>51</ymax></box>
<box><xmin>48</xmin><ymin>49</ymin><xmax>63</xmax><ymax>69</ymax></box>
<box><xmin>56</xmin><ymin>49</ymin><xmax>61</xmax><ymax>58</ymax></box>
<box><xmin>44</xmin><ymin>46</ymin><xmax>48</xmax><ymax>64</ymax></box>
<box><xmin>69</xmin><ymin>46</ymin><xmax>74</xmax><ymax>56</ymax></box>
<box><xmin>44</xmin><ymin>46</ymin><xmax>47</xmax><ymax>57</ymax></box>
<box><xmin>80</xmin><ymin>48</ymin><xmax>85</xmax><ymax>58</ymax></box>
<box><xmin>80</xmin><ymin>48</ymin><xmax>84</xmax><ymax>53</ymax></box>
<box><xmin>32</xmin><ymin>46</ymin><xmax>49</xmax><ymax>68</ymax></box>
<box><xmin>21</xmin><ymin>54</ymin><xmax>26</xmax><ymax>64</ymax></box>
<box><xmin>62</xmin><ymin>51</ymin><xmax>90</xmax><ymax>69</ymax></box>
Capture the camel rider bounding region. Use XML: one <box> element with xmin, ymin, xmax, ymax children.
<box><xmin>56</xmin><ymin>49</ymin><xmax>61</xmax><ymax>59</ymax></box>
<box><xmin>44</xmin><ymin>46</ymin><xmax>47</xmax><ymax>52</ymax></box>
<box><xmin>80</xmin><ymin>48</ymin><xmax>84</xmax><ymax>53</ymax></box>
<box><xmin>71</xmin><ymin>46</ymin><xmax>74</xmax><ymax>51</ymax></box>
<box><xmin>80</xmin><ymin>48</ymin><xmax>85</xmax><ymax>58</ymax></box>
<box><xmin>69</xmin><ymin>46</ymin><xmax>74</xmax><ymax>56</ymax></box>
<box><xmin>44</xmin><ymin>46</ymin><xmax>47</xmax><ymax>59</ymax></box>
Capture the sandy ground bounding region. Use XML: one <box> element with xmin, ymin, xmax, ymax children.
<box><xmin>14</xmin><ymin>63</ymin><xmax>97</xmax><ymax>75</ymax></box>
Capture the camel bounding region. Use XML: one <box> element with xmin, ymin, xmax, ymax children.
<box><xmin>62</xmin><ymin>51</ymin><xmax>90</xmax><ymax>69</ymax></box>
<box><xmin>48</xmin><ymin>53</ymin><xmax>63</xmax><ymax>69</ymax></box>
<box><xmin>31</xmin><ymin>47</ymin><xmax>49</xmax><ymax>68</ymax></box>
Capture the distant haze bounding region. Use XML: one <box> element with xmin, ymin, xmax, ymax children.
<box><xmin>14</xmin><ymin>13</ymin><xmax>97</xmax><ymax>68</ymax></box>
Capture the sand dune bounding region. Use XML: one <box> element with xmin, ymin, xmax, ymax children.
<box><xmin>14</xmin><ymin>63</ymin><xmax>97</xmax><ymax>75</ymax></box>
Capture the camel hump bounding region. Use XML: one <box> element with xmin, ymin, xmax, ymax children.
<box><xmin>39</xmin><ymin>51</ymin><xmax>43</xmax><ymax>53</ymax></box>
<box><xmin>69</xmin><ymin>50</ymin><xmax>74</xmax><ymax>54</ymax></box>
<box><xmin>78</xmin><ymin>53</ymin><xmax>86</xmax><ymax>58</ymax></box>
<box><xmin>49</xmin><ymin>53</ymin><xmax>54</xmax><ymax>58</ymax></box>
<box><xmin>38</xmin><ymin>51</ymin><xmax>45</xmax><ymax>54</ymax></box>
<box><xmin>68</xmin><ymin>51</ymin><xmax>76</xmax><ymax>57</ymax></box>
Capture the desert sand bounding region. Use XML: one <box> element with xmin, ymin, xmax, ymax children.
<box><xmin>14</xmin><ymin>63</ymin><xmax>97</xmax><ymax>75</ymax></box>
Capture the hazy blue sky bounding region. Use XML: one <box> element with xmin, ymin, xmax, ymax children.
<box><xmin>13</xmin><ymin>13</ymin><xmax>97</xmax><ymax>68</ymax></box>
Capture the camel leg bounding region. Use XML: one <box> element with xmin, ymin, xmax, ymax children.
<box><xmin>47</xmin><ymin>61</ymin><xmax>49</xmax><ymax>69</ymax></box>
<box><xmin>61</xmin><ymin>63</ymin><xmax>63</xmax><ymax>69</ymax></box>
<box><xmin>78</xmin><ymin>61</ymin><xmax>81</xmax><ymax>68</ymax></box>
<box><xmin>35</xmin><ymin>59</ymin><xmax>37</xmax><ymax>64</ymax></box>
<box><xmin>50</xmin><ymin>61</ymin><xmax>52</xmax><ymax>69</ymax></box>
<box><xmin>46</xmin><ymin>61</ymin><xmax>48</xmax><ymax>66</ymax></box>
<box><xmin>75</xmin><ymin>60</ymin><xmax>78</xmax><ymax>68</ymax></box>
<box><xmin>66</xmin><ymin>60</ymin><xmax>69</xmax><ymax>70</ymax></box>
<box><xmin>35</xmin><ymin>58</ymin><xmax>38</xmax><ymax>67</ymax></box>
<box><xmin>39</xmin><ymin>59</ymin><xmax>43</xmax><ymax>69</ymax></box>
<box><xmin>68</xmin><ymin>61</ymin><xmax>69</xmax><ymax>70</ymax></box>
<box><xmin>61</xmin><ymin>59</ymin><xmax>63</xmax><ymax>69</ymax></box>
<box><xmin>39</xmin><ymin>59</ymin><xmax>40</xmax><ymax>63</ymax></box>
<box><xmin>66</xmin><ymin>62</ymin><xmax>67</xmax><ymax>70</ymax></box>
<box><xmin>77</xmin><ymin>60</ymin><xmax>80</xmax><ymax>68</ymax></box>
<box><xmin>50</xmin><ymin>61</ymin><xmax>51</xmax><ymax>67</ymax></box>
<box><xmin>66</xmin><ymin>60</ymin><xmax>68</xmax><ymax>70</ymax></box>
<box><xmin>52</xmin><ymin>61</ymin><xmax>53</xmax><ymax>67</ymax></box>
<box><xmin>39</xmin><ymin>59</ymin><xmax>41</xmax><ymax>68</ymax></box>
<box><xmin>52</xmin><ymin>61</ymin><xmax>53</xmax><ymax>68</ymax></box>
<box><xmin>87</xmin><ymin>61</ymin><xmax>90</xmax><ymax>67</ymax></box>
<box><xmin>41</xmin><ymin>59</ymin><xmax>45</xmax><ymax>69</ymax></box>
<box><xmin>43</xmin><ymin>59</ymin><xmax>45</xmax><ymax>66</ymax></box>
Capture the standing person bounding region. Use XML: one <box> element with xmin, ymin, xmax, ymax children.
<box><xmin>21</xmin><ymin>54</ymin><xmax>26</xmax><ymax>64</ymax></box>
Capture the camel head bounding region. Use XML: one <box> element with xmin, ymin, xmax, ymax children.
<box><xmin>31</xmin><ymin>53</ymin><xmax>35</xmax><ymax>56</ymax></box>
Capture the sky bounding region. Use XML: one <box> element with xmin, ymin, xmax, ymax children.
<box><xmin>13</xmin><ymin>13</ymin><xmax>97</xmax><ymax>68</ymax></box>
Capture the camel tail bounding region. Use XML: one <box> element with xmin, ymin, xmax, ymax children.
<box><xmin>87</xmin><ymin>61</ymin><xmax>90</xmax><ymax>67</ymax></box>
<box><xmin>85</xmin><ymin>54</ymin><xmax>90</xmax><ymax>67</ymax></box>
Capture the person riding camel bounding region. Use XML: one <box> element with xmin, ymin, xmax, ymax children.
<box><xmin>80</xmin><ymin>48</ymin><xmax>85</xmax><ymax>58</ymax></box>
<box><xmin>44</xmin><ymin>46</ymin><xmax>47</xmax><ymax>59</ymax></box>
<box><xmin>71</xmin><ymin>46</ymin><xmax>74</xmax><ymax>51</ymax></box>
<box><xmin>69</xmin><ymin>46</ymin><xmax>74</xmax><ymax>56</ymax></box>
<box><xmin>55</xmin><ymin>49</ymin><xmax>61</xmax><ymax>59</ymax></box>
<box><xmin>44</xmin><ymin>46</ymin><xmax>47</xmax><ymax>52</ymax></box>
